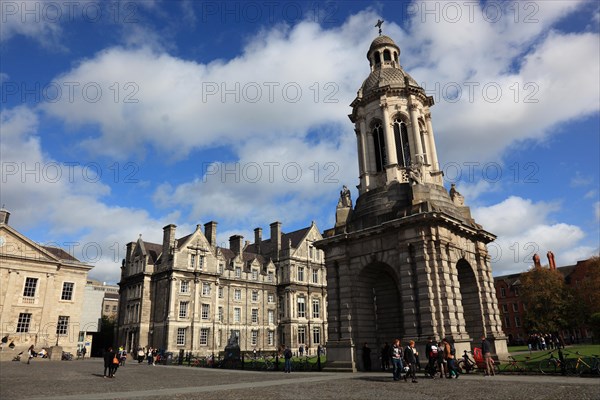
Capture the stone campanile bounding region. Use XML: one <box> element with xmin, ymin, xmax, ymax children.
<box><xmin>316</xmin><ymin>33</ymin><xmax>506</xmax><ymax>372</ymax></box>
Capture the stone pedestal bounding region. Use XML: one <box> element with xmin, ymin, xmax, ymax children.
<box><xmin>323</xmin><ymin>339</ymin><xmax>356</xmax><ymax>372</ymax></box>
<box><xmin>48</xmin><ymin>346</ymin><xmax>62</xmax><ymax>361</ymax></box>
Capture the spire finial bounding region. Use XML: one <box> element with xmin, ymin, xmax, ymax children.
<box><xmin>375</xmin><ymin>19</ymin><xmax>384</xmax><ymax>36</ymax></box>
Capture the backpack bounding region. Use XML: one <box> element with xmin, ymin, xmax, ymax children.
<box><xmin>429</xmin><ymin>344</ymin><xmax>438</xmax><ymax>358</ymax></box>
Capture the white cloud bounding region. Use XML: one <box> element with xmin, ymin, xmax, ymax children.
<box><xmin>473</xmin><ymin>196</ymin><xmax>596</xmax><ymax>275</ymax></box>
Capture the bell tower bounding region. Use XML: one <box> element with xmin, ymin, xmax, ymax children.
<box><xmin>350</xmin><ymin>34</ymin><xmax>442</xmax><ymax>195</ymax></box>
<box><xmin>316</xmin><ymin>30</ymin><xmax>507</xmax><ymax>372</ymax></box>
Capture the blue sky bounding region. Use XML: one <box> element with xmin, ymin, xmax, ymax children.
<box><xmin>1</xmin><ymin>0</ymin><xmax>599</xmax><ymax>283</ymax></box>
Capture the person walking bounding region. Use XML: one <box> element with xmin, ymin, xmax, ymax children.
<box><xmin>481</xmin><ymin>335</ymin><xmax>495</xmax><ymax>376</ymax></box>
<box><xmin>283</xmin><ymin>345</ymin><xmax>292</xmax><ymax>373</ymax></box>
<box><xmin>27</xmin><ymin>345</ymin><xmax>35</xmax><ymax>365</ymax></box>
<box><xmin>391</xmin><ymin>339</ymin><xmax>404</xmax><ymax>381</ymax></box>
<box><xmin>362</xmin><ymin>342</ymin><xmax>371</xmax><ymax>371</ymax></box>
<box><xmin>81</xmin><ymin>346</ymin><xmax>87</xmax><ymax>359</ymax></box>
<box><xmin>425</xmin><ymin>338</ymin><xmax>438</xmax><ymax>378</ymax></box>
<box><xmin>103</xmin><ymin>347</ymin><xmax>116</xmax><ymax>378</ymax></box>
<box><xmin>381</xmin><ymin>342</ymin><xmax>391</xmax><ymax>371</ymax></box>
<box><xmin>403</xmin><ymin>340</ymin><xmax>418</xmax><ymax>383</ymax></box>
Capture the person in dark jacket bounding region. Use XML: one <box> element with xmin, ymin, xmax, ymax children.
<box><xmin>362</xmin><ymin>342</ymin><xmax>371</xmax><ymax>371</ymax></box>
<box><xmin>103</xmin><ymin>347</ymin><xmax>116</xmax><ymax>378</ymax></box>
<box><xmin>481</xmin><ymin>335</ymin><xmax>495</xmax><ymax>376</ymax></box>
<box><xmin>404</xmin><ymin>340</ymin><xmax>418</xmax><ymax>383</ymax></box>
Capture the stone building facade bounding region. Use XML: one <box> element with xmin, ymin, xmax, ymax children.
<box><xmin>315</xmin><ymin>34</ymin><xmax>506</xmax><ymax>371</ymax></box>
<box><xmin>0</xmin><ymin>209</ymin><xmax>93</xmax><ymax>357</ymax></box>
<box><xmin>117</xmin><ymin>221</ymin><xmax>326</xmax><ymax>355</ymax></box>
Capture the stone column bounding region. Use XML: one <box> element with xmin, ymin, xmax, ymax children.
<box><xmin>358</xmin><ymin>117</ymin><xmax>371</xmax><ymax>192</ymax></box>
<box><xmin>381</xmin><ymin>101</ymin><xmax>399</xmax><ymax>182</ymax></box>
<box><xmin>424</xmin><ymin>113</ymin><xmax>439</xmax><ymax>170</ymax></box>
<box><xmin>409</xmin><ymin>103</ymin><xmax>424</xmax><ymax>164</ymax></box>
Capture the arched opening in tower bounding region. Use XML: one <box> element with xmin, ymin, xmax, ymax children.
<box><xmin>456</xmin><ymin>259</ymin><xmax>484</xmax><ymax>341</ymax></box>
<box><xmin>355</xmin><ymin>263</ymin><xmax>402</xmax><ymax>370</ymax></box>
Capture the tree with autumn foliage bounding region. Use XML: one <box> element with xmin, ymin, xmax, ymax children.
<box><xmin>520</xmin><ymin>265</ymin><xmax>569</xmax><ymax>333</ymax></box>
<box><xmin>566</xmin><ymin>257</ymin><xmax>600</xmax><ymax>339</ymax></box>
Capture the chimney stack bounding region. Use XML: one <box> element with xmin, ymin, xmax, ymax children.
<box><xmin>162</xmin><ymin>224</ymin><xmax>177</xmax><ymax>257</ymax></box>
<box><xmin>547</xmin><ymin>251</ymin><xmax>556</xmax><ymax>270</ymax></box>
<box><xmin>229</xmin><ymin>235</ymin><xmax>244</xmax><ymax>256</ymax></box>
<box><xmin>204</xmin><ymin>221</ymin><xmax>217</xmax><ymax>246</ymax></box>
<box><xmin>533</xmin><ymin>253</ymin><xmax>542</xmax><ymax>269</ymax></box>
<box><xmin>0</xmin><ymin>207</ymin><xmax>10</xmax><ymax>225</ymax></box>
<box><xmin>270</xmin><ymin>221</ymin><xmax>282</xmax><ymax>253</ymax></box>
<box><xmin>254</xmin><ymin>227</ymin><xmax>262</xmax><ymax>244</ymax></box>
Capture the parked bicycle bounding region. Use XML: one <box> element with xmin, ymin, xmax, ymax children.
<box><xmin>500</xmin><ymin>355</ymin><xmax>528</xmax><ymax>374</ymax></box>
<box><xmin>538</xmin><ymin>351</ymin><xmax>570</xmax><ymax>375</ymax></box>
<box><xmin>566</xmin><ymin>352</ymin><xmax>600</xmax><ymax>377</ymax></box>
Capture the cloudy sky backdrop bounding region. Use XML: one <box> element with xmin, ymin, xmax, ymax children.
<box><xmin>1</xmin><ymin>0</ymin><xmax>599</xmax><ymax>283</ymax></box>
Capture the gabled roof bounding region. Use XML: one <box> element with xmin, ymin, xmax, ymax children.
<box><xmin>41</xmin><ymin>246</ymin><xmax>80</xmax><ymax>262</ymax></box>
<box><xmin>246</xmin><ymin>226</ymin><xmax>312</xmax><ymax>256</ymax></box>
<box><xmin>218</xmin><ymin>247</ymin><xmax>268</xmax><ymax>266</ymax></box>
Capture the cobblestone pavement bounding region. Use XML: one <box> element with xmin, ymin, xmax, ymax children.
<box><xmin>1</xmin><ymin>359</ymin><xmax>598</xmax><ymax>400</ymax></box>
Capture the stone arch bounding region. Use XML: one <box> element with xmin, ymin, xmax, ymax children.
<box><xmin>456</xmin><ymin>258</ymin><xmax>484</xmax><ymax>340</ymax></box>
<box><xmin>354</xmin><ymin>262</ymin><xmax>402</xmax><ymax>370</ymax></box>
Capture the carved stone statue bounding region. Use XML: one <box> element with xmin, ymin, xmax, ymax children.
<box><xmin>449</xmin><ymin>183</ymin><xmax>465</xmax><ymax>206</ymax></box>
<box><xmin>338</xmin><ymin>185</ymin><xmax>352</xmax><ymax>208</ymax></box>
<box><xmin>407</xmin><ymin>163</ymin><xmax>422</xmax><ymax>185</ymax></box>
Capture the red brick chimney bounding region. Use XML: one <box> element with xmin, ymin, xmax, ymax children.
<box><xmin>547</xmin><ymin>251</ymin><xmax>556</xmax><ymax>270</ymax></box>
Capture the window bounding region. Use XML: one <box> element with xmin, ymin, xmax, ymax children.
<box><xmin>23</xmin><ymin>277</ymin><xmax>38</xmax><ymax>297</ymax></box>
<box><xmin>218</xmin><ymin>306</ymin><xmax>224</xmax><ymax>322</ymax></box>
<box><xmin>268</xmin><ymin>293</ymin><xmax>274</xmax><ymax>303</ymax></box>
<box><xmin>190</xmin><ymin>254</ymin><xmax>196</xmax><ymax>268</ymax></box>
<box><xmin>252</xmin><ymin>290</ymin><xmax>259</xmax><ymax>302</ymax></box>
<box><xmin>251</xmin><ymin>308</ymin><xmax>259</xmax><ymax>323</ymax></box>
<box><xmin>251</xmin><ymin>330</ymin><xmax>258</xmax><ymax>346</ymax></box>
<box><xmin>268</xmin><ymin>310</ymin><xmax>274</xmax><ymax>324</ymax></box>
<box><xmin>268</xmin><ymin>271</ymin><xmax>274</xmax><ymax>282</ymax></box>
<box><xmin>56</xmin><ymin>316</ymin><xmax>69</xmax><ymax>335</ymax></box>
<box><xmin>234</xmin><ymin>289</ymin><xmax>241</xmax><ymax>301</ymax></box>
<box><xmin>202</xmin><ymin>282</ymin><xmax>211</xmax><ymax>296</ymax></box>
<box><xmin>105</xmin><ymin>305</ymin><xmax>110</xmax><ymax>312</ymax></box>
<box><xmin>312</xmin><ymin>269</ymin><xmax>318</xmax><ymax>284</ymax></box>
<box><xmin>514</xmin><ymin>287</ymin><xmax>520</xmax><ymax>296</ymax></box>
<box><xmin>392</xmin><ymin>119</ymin><xmax>410</xmax><ymax>168</ymax></box>
<box><xmin>61</xmin><ymin>282</ymin><xmax>74</xmax><ymax>300</ymax></box>
<box><xmin>218</xmin><ymin>262</ymin><xmax>224</xmax><ymax>274</ymax></box>
<box><xmin>313</xmin><ymin>327</ymin><xmax>321</xmax><ymax>344</ymax></box>
<box><xmin>372</xmin><ymin>123</ymin><xmax>387</xmax><ymax>172</ymax></box>
<box><xmin>500</xmin><ymin>287</ymin><xmax>506</xmax><ymax>298</ymax></box>
<box><xmin>502</xmin><ymin>304</ymin><xmax>508</xmax><ymax>313</ymax></box>
<box><xmin>267</xmin><ymin>330</ymin><xmax>274</xmax><ymax>346</ymax></box>
<box><xmin>16</xmin><ymin>313</ymin><xmax>31</xmax><ymax>333</ymax></box>
<box><xmin>504</xmin><ymin>316</ymin><xmax>511</xmax><ymax>328</ymax></box>
<box><xmin>235</xmin><ymin>267</ymin><xmax>241</xmax><ymax>278</ymax></box>
<box><xmin>297</xmin><ymin>267</ymin><xmax>304</xmax><ymax>282</ymax></box>
<box><xmin>198</xmin><ymin>256</ymin><xmax>204</xmax><ymax>270</ymax></box>
<box><xmin>298</xmin><ymin>326</ymin><xmax>305</xmax><ymax>344</ymax></box>
<box><xmin>309</xmin><ymin>246</ymin><xmax>314</xmax><ymax>259</ymax></box>
<box><xmin>252</xmin><ymin>269</ymin><xmax>258</xmax><ymax>280</ymax></box>
<box><xmin>383</xmin><ymin>49</ymin><xmax>391</xmax><ymax>61</ymax></box>
<box><xmin>200</xmin><ymin>328</ymin><xmax>209</xmax><ymax>345</ymax></box>
<box><xmin>512</xmin><ymin>303</ymin><xmax>519</xmax><ymax>312</ymax></box>
<box><xmin>312</xmin><ymin>299</ymin><xmax>320</xmax><ymax>318</ymax></box>
<box><xmin>112</xmin><ymin>305</ymin><xmax>117</xmax><ymax>312</ymax></box>
<box><xmin>234</xmin><ymin>308</ymin><xmax>241</xmax><ymax>323</ymax></box>
<box><xmin>218</xmin><ymin>287</ymin><xmax>224</xmax><ymax>298</ymax></box>
<box><xmin>177</xmin><ymin>328</ymin><xmax>186</xmax><ymax>346</ymax></box>
<box><xmin>297</xmin><ymin>297</ymin><xmax>306</xmax><ymax>318</ymax></box>
<box><xmin>180</xmin><ymin>280</ymin><xmax>190</xmax><ymax>293</ymax></box>
<box><xmin>179</xmin><ymin>301</ymin><xmax>189</xmax><ymax>318</ymax></box>
<box><xmin>202</xmin><ymin>304</ymin><xmax>210</xmax><ymax>320</ymax></box>
<box><xmin>515</xmin><ymin>316</ymin><xmax>521</xmax><ymax>327</ymax></box>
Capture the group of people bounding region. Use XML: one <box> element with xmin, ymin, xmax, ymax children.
<box><xmin>371</xmin><ymin>335</ymin><xmax>497</xmax><ymax>381</ymax></box>
<box><xmin>527</xmin><ymin>333</ymin><xmax>564</xmax><ymax>351</ymax></box>
<box><xmin>136</xmin><ymin>346</ymin><xmax>159</xmax><ymax>365</ymax></box>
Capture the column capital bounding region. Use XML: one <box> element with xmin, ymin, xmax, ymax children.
<box><xmin>409</xmin><ymin>103</ymin><xmax>419</xmax><ymax>111</ymax></box>
<box><xmin>424</xmin><ymin>112</ymin><xmax>432</xmax><ymax>119</ymax></box>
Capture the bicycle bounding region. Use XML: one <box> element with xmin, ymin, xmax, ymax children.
<box><xmin>457</xmin><ymin>350</ymin><xmax>476</xmax><ymax>374</ymax></box>
<box><xmin>500</xmin><ymin>355</ymin><xmax>528</xmax><ymax>374</ymax></box>
<box><xmin>567</xmin><ymin>352</ymin><xmax>600</xmax><ymax>377</ymax></box>
<box><xmin>538</xmin><ymin>351</ymin><xmax>571</xmax><ymax>375</ymax></box>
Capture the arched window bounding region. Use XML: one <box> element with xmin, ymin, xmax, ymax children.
<box><xmin>372</xmin><ymin>123</ymin><xmax>387</xmax><ymax>172</ymax></box>
<box><xmin>374</xmin><ymin>51</ymin><xmax>381</xmax><ymax>65</ymax></box>
<box><xmin>393</xmin><ymin>118</ymin><xmax>411</xmax><ymax>167</ymax></box>
<box><xmin>383</xmin><ymin>49</ymin><xmax>391</xmax><ymax>61</ymax></box>
<box><xmin>418</xmin><ymin>121</ymin><xmax>428</xmax><ymax>164</ymax></box>
<box><xmin>393</xmin><ymin>52</ymin><xmax>398</xmax><ymax>62</ymax></box>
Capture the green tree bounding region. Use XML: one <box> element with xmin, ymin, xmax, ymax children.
<box><xmin>520</xmin><ymin>266</ymin><xmax>569</xmax><ymax>333</ymax></box>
